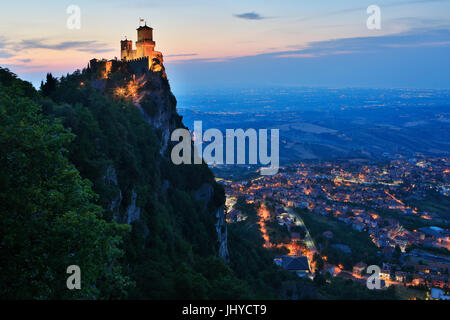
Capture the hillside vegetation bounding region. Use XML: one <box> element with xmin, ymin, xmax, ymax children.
<box><xmin>0</xmin><ymin>66</ymin><xmax>298</xmax><ymax>299</ymax></box>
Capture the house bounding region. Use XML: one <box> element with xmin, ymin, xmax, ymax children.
<box><xmin>393</xmin><ymin>236</ymin><xmax>408</xmax><ymax>252</ymax></box>
<box><xmin>395</xmin><ymin>271</ymin><xmax>407</xmax><ymax>283</ymax></box>
<box><xmin>430</xmin><ymin>288</ymin><xmax>450</xmax><ymax>300</ymax></box>
<box><xmin>419</xmin><ymin>226</ymin><xmax>446</xmax><ymax>239</ymax></box>
<box><xmin>411</xmin><ymin>275</ymin><xmax>426</xmax><ymax>286</ymax></box>
<box><xmin>226</xmin><ymin>209</ymin><xmax>245</xmax><ymax>223</ymax></box>
<box><xmin>275</xmin><ymin>255</ymin><xmax>312</xmax><ymax>279</ymax></box>
<box><xmin>380</xmin><ymin>269</ymin><xmax>391</xmax><ymax>281</ymax></box>
<box><xmin>353</xmin><ymin>262</ymin><xmax>367</xmax><ymax>276</ymax></box>
<box><xmin>323</xmin><ymin>264</ymin><xmax>340</xmax><ymax>277</ymax></box>
<box><xmin>431</xmin><ymin>278</ymin><xmax>446</xmax><ymax>289</ymax></box>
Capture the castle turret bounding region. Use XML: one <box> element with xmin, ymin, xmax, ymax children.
<box><xmin>137</xmin><ymin>24</ymin><xmax>153</xmax><ymax>42</ymax></box>
<box><xmin>120</xmin><ymin>39</ymin><xmax>133</xmax><ymax>60</ymax></box>
<box><xmin>136</xmin><ymin>24</ymin><xmax>155</xmax><ymax>58</ymax></box>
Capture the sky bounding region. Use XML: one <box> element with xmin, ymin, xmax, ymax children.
<box><xmin>1</xmin><ymin>0</ymin><xmax>450</xmax><ymax>93</ymax></box>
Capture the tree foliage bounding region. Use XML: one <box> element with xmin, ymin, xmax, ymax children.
<box><xmin>0</xmin><ymin>68</ymin><xmax>131</xmax><ymax>299</ymax></box>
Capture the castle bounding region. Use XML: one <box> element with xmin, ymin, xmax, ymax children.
<box><xmin>120</xmin><ymin>23</ymin><xmax>163</xmax><ymax>69</ymax></box>
<box><xmin>89</xmin><ymin>22</ymin><xmax>164</xmax><ymax>78</ymax></box>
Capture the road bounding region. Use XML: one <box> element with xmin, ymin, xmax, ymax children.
<box><xmin>284</xmin><ymin>206</ymin><xmax>318</xmax><ymax>253</ymax></box>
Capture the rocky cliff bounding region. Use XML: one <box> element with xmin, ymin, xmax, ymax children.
<box><xmin>1</xmin><ymin>65</ymin><xmax>308</xmax><ymax>299</ymax></box>
<box><xmin>88</xmin><ymin>57</ymin><xmax>229</xmax><ymax>263</ymax></box>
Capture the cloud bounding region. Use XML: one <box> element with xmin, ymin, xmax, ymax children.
<box><xmin>0</xmin><ymin>50</ymin><xmax>14</xmax><ymax>58</ymax></box>
<box><xmin>234</xmin><ymin>12</ymin><xmax>266</xmax><ymax>20</ymax></box>
<box><xmin>169</xmin><ymin>56</ymin><xmax>227</xmax><ymax>64</ymax></box>
<box><xmin>0</xmin><ymin>36</ymin><xmax>16</xmax><ymax>58</ymax></box>
<box><xmin>0</xmin><ymin>63</ymin><xmax>47</xmax><ymax>73</ymax></box>
<box><xmin>166</xmin><ymin>25</ymin><xmax>450</xmax><ymax>91</ymax></box>
<box><xmin>383</xmin><ymin>40</ymin><xmax>450</xmax><ymax>48</ymax></box>
<box><xmin>18</xmin><ymin>39</ymin><xmax>114</xmax><ymax>53</ymax></box>
<box><xmin>297</xmin><ymin>0</ymin><xmax>450</xmax><ymax>22</ymax></box>
<box><xmin>267</xmin><ymin>26</ymin><xmax>450</xmax><ymax>59</ymax></box>
<box><xmin>166</xmin><ymin>53</ymin><xmax>198</xmax><ymax>58</ymax></box>
<box><xmin>165</xmin><ymin>24</ymin><xmax>450</xmax><ymax>66</ymax></box>
<box><xmin>275</xmin><ymin>53</ymin><xmax>318</xmax><ymax>58</ymax></box>
<box><xmin>276</xmin><ymin>51</ymin><xmax>357</xmax><ymax>59</ymax></box>
<box><xmin>390</xmin><ymin>0</ymin><xmax>450</xmax><ymax>6</ymax></box>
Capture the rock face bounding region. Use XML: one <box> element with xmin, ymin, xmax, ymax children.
<box><xmin>89</xmin><ymin>57</ymin><xmax>181</xmax><ymax>153</ymax></box>
<box><xmin>104</xmin><ymin>165</ymin><xmax>122</xmax><ymax>217</ymax></box>
<box><xmin>216</xmin><ymin>206</ymin><xmax>230</xmax><ymax>263</ymax></box>
<box><xmin>196</xmin><ymin>184</ymin><xmax>230</xmax><ymax>263</ymax></box>
<box><xmin>93</xmin><ymin>59</ymin><xmax>229</xmax><ymax>262</ymax></box>
<box><xmin>195</xmin><ymin>183</ymin><xmax>214</xmax><ymax>203</ymax></box>
<box><xmin>131</xmin><ymin>68</ymin><xmax>229</xmax><ymax>262</ymax></box>
<box><xmin>126</xmin><ymin>189</ymin><xmax>141</xmax><ymax>224</ymax></box>
<box><xmin>135</xmin><ymin>71</ymin><xmax>180</xmax><ymax>153</ymax></box>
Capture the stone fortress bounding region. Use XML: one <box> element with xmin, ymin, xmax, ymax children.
<box><xmin>120</xmin><ymin>22</ymin><xmax>164</xmax><ymax>71</ymax></box>
<box><xmin>89</xmin><ymin>21</ymin><xmax>164</xmax><ymax>77</ymax></box>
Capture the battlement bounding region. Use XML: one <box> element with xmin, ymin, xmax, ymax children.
<box><xmin>129</xmin><ymin>56</ymin><xmax>149</xmax><ymax>62</ymax></box>
<box><xmin>126</xmin><ymin>56</ymin><xmax>150</xmax><ymax>74</ymax></box>
<box><xmin>125</xmin><ymin>51</ymin><xmax>164</xmax><ymax>74</ymax></box>
<box><xmin>89</xmin><ymin>58</ymin><xmax>119</xmax><ymax>79</ymax></box>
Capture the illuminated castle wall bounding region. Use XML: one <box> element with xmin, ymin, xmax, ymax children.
<box><xmin>121</xmin><ymin>23</ymin><xmax>163</xmax><ymax>70</ymax></box>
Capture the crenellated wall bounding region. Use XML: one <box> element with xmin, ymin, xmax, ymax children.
<box><xmin>125</xmin><ymin>52</ymin><xmax>164</xmax><ymax>73</ymax></box>
<box><xmin>126</xmin><ymin>57</ymin><xmax>151</xmax><ymax>74</ymax></box>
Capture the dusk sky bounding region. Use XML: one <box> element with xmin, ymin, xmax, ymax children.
<box><xmin>1</xmin><ymin>0</ymin><xmax>450</xmax><ymax>93</ymax></box>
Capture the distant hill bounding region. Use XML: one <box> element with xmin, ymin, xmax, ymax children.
<box><xmin>178</xmin><ymin>87</ymin><xmax>450</xmax><ymax>166</ymax></box>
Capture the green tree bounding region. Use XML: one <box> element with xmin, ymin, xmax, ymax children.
<box><xmin>313</xmin><ymin>253</ymin><xmax>324</xmax><ymax>273</ymax></box>
<box><xmin>40</xmin><ymin>73</ymin><xmax>57</xmax><ymax>97</ymax></box>
<box><xmin>0</xmin><ymin>68</ymin><xmax>131</xmax><ymax>299</ymax></box>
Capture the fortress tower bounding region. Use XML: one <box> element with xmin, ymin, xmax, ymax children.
<box><xmin>120</xmin><ymin>39</ymin><xmax>133</xmax><ymax>60</ymax></box>
<box><xmin>121</xmin><ymin>22</ymin><xmax>160</xmax><ymax>62</ymax></box>
<box><xmin>136</xmin><ymin>24</ymin><xmax>155</xmax><ymax>58</ymax></box>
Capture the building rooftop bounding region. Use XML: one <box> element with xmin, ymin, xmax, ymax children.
<box><xmin>280</xmin><ymin>256</ymin><xmax>310</xmax><ymax>272</ymax></box>
<box><xmin>137</xmin><ymin>24</ymin><xmax>152</xmax><ymax>30</ymax></box>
